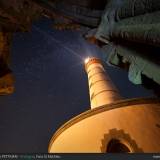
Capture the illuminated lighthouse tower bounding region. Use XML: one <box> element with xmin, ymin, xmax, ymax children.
<box><xmin>84</xmin><ymin>57</ymin><xmax>121</xmax><ymax>108</ymax></box>
<box><xmin>48</xmin><ymin>57</ymin><xmax>160</xmax><ymax>153</ymax></box>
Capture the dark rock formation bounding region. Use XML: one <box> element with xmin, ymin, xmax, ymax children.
<box><xmin>0</xmin><ymin>0</ymin><xmax>159</xmax><ymax>95</ymax></box>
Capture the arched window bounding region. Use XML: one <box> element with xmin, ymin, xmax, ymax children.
<box><xmin>106</xmin><ymin>139</ymin><xmax>131</xmax><ymax>153</ymax></box>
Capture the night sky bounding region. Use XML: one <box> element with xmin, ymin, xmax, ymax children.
<box><xmin>0</xmin><ymin>18</ymin><xmax>154</xmax><ymax>153</ymax></box>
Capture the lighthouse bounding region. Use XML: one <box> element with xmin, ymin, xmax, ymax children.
<box><xmin>84</xmin><ymin>57</ymin><xmax>121</xmax><ymax>108</ymax></box>
<box><xmin>48</xmin><ymin>57</ymin><xmax>160</xmax><ymax>153</ymax></box>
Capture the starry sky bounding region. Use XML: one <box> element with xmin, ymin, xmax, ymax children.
<box><xmin>0</xmin><ymin>18</ymin><xmax>154</xmax><ymax>153</ymax></box>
